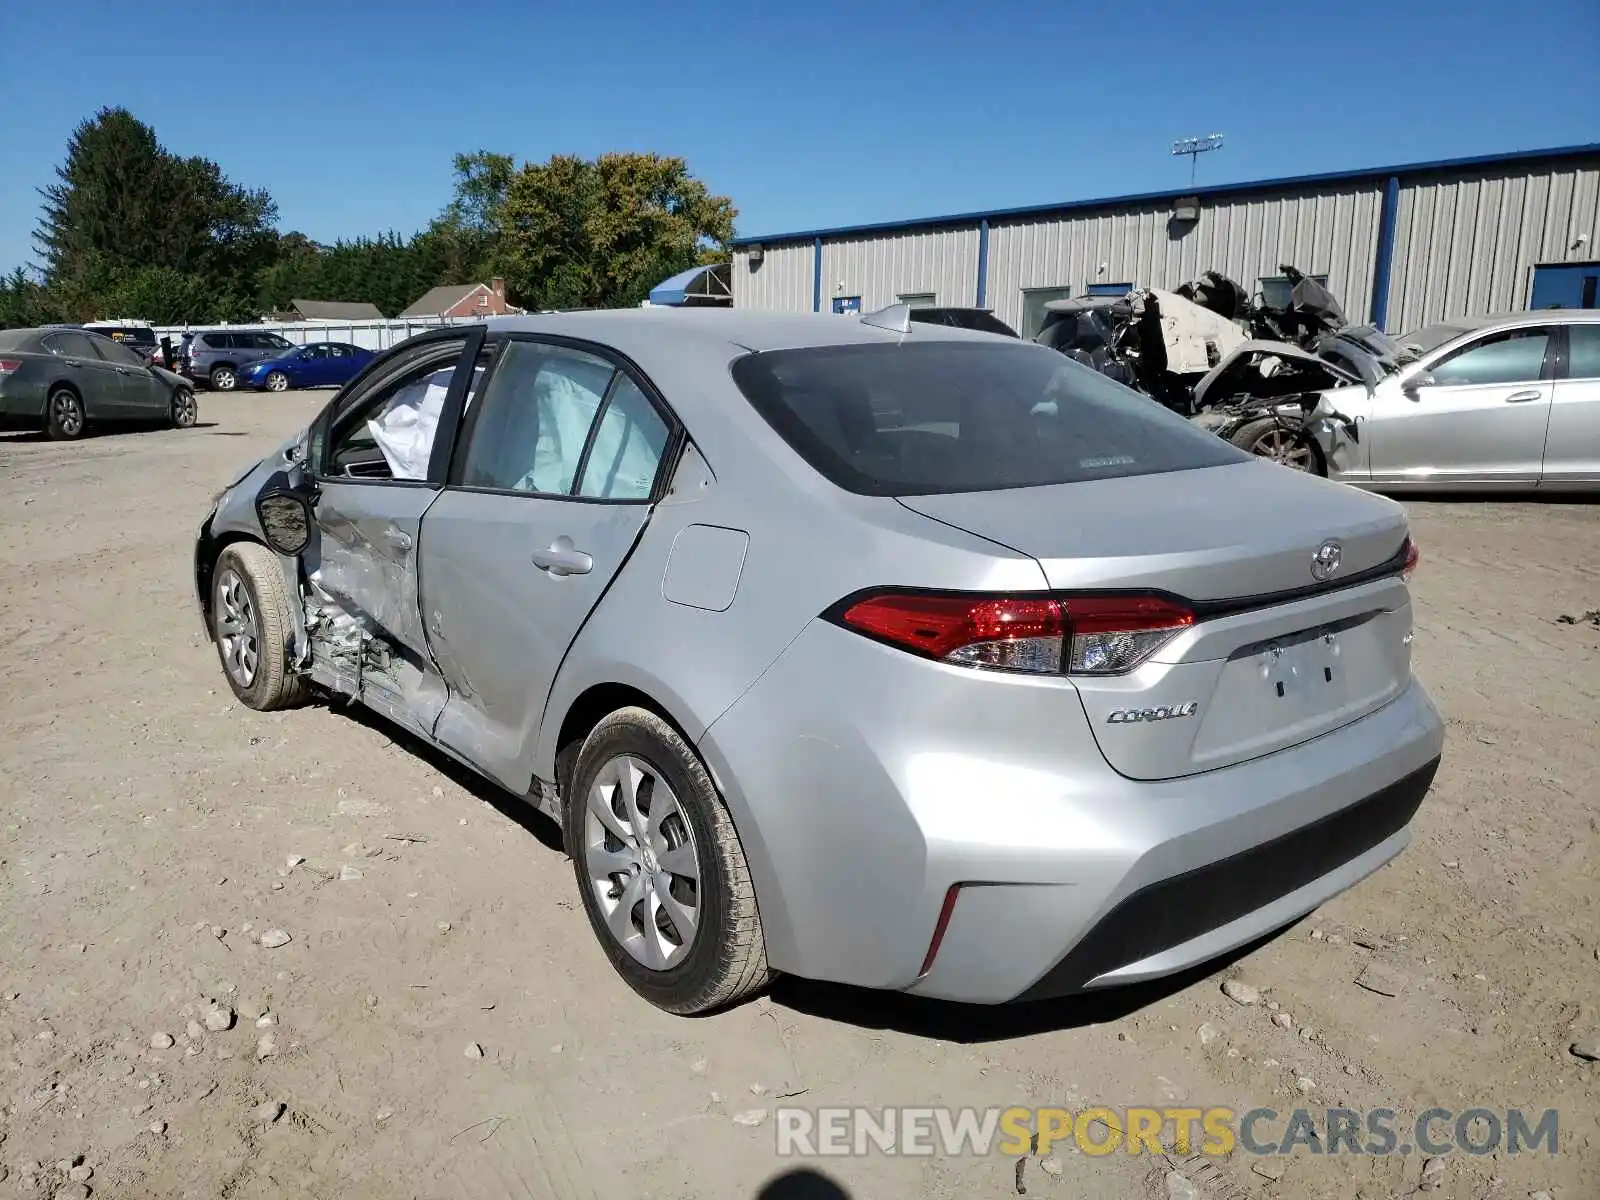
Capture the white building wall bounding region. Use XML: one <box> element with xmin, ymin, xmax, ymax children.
<box><xmin>818</xmin><ymin>227</ymin><xmax>980</xmax><ymax>312</ymax></box>
<box><xmin>732</xmin><ymin>242</ymin><xmax>813</xmax><ymax>312</ymax></box>
<box><xmin>1387</xmin><ymin>161</ymin><xmax>1600</xmax><ymax>332</ymax></box>
<box><xmin>986</xmin><ymin>184</ymin><xmax>1384</xmax><ymax>333</ymax></box>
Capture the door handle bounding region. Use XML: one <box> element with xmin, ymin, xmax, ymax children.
<box><xmin>532</xmin><ymin>538</ymin><xmax>593</xmax><ymax>577</ymax></box>
<box><xmin>115</xmin><ymin>367</ymin><xmax>131</xmax><ymax>375</ymax></box>
<box><xmin>1504</xmin><ymin>390</ymin><xmax>1543</xmax><ymax>404</ymax></box>
<box><xmin>382</xmin><ymin>525</ymin><xmax>413</xmax><ymax>551</ymax></box>
<box><xmin>64</xmin><ymin>359</ymin><xmax>82</xmax><ymax>368</ymax></box>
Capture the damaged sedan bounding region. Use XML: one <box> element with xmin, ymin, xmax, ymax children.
<box><xmin>195</xmin><ymin>309</ymin><xmax>1442</xmax><ymax>1014</ymax></box>
<box><xmin>1194</xmin><ymin>310</ymin><xmax>1600</xmax><ymax>489</ymax></box>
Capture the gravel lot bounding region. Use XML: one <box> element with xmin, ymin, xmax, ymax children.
<box><xmin>2</xmin><ymin>391</ymin><xmax>1597</xmax><ymax>1200</ymax></box>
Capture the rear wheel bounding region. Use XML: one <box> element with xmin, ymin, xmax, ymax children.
<box><xmin>210</xmin><ymin>365</ymin><xmax>237</xmax><ymax>391</ymax></box>
<box><xmin>211</xmin><ymin>542</ymin><xmax>309</xmax><ymax>711</ymax></box>
<box><xmin>264</xmin><ymin>371</ymin><xmax>289</xmax><ymax>393</ymax></box>
<box><xmin>1231</xmin><ymin>417</ymin><xmax>1323</xmax><ymax>474</ymax></box>
<box><xmin>170</xmin><ymin>387</ymin><xmax>197</xmax><ymax>428</ymax></box>
<box><xmin>565</xmin><ymin>707</ymin><xmax>771</xmax><ymax>1014</ymax></box>
<box><xmin>46</xmin><ymin>387</ymin><xmax>86</xmax><ymax>440</ymax></box>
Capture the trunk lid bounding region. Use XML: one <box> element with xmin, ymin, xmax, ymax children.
<box><xmin>898</xmin><ymin>461</ymin><xmax>1415</xmax><ymax>779</ymax></box>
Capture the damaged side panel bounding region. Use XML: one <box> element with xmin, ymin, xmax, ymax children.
<box><xmin>298</xmin><ymin>479</ymin><xmax>449</xmax><ymax>738</ymax></box>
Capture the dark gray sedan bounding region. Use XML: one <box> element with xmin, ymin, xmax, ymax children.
<box><xmin>0</xmin><ymin>326</ymin><xmax>198</xmax><ymax>440</ymax></box>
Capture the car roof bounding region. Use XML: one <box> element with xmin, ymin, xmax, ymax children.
<box><xmin>1399</xmin><ymin>308</ymin><xmax>1600</xmax><ymax>355</ymax></box>
<box><xmin>483</xmin><ymin>307</ymin><xmax>998</xmax><ymax>357</ymax></box>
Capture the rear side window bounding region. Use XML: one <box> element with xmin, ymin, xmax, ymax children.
<box><xmin>1566</xmin><ymin>324</ymin><xmax>1600</xmax><ymax>380</ymax></box>
<box><xmin>730</xmin><ymin>340</ymin><xmax>1243</xmax><ymax>496</ymax></box>
<box><xmin>42</xmin><ymin>331</ymin><xmax>102</xmax><ymax>358</ymax></box>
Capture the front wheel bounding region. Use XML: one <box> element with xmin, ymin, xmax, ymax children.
<box><xmin>210</xmin><ymin>366</ymin><xmax>237</xmax><ymax>391</ymax></box>
<box><xmin>565</xmin><ymin>707</ymin><xmax>771</xmax><ymax>1014</ymax></box>
<box><xmin>1230</xmin><ymin>417</ymin><xmax>1324</xmax><ymax>475</ymax></box>
<box><xmin>211</xmin><ymin>542</ymin><xmax>310</xmax><ymax>711</ymax></box>
<box><xmin>264</xmin><ymin>371</ymin><xmax>289</xmax><ymax>393</ymax></box>
<box><xmin>46</xmin><ymin>387</ymin><xmax>86</xmax><ymax>440</ymax></box>
<box><xmin>170</xmin><ymin>387</ymin><xmax>198</xmax><ymax>428</ymax></box>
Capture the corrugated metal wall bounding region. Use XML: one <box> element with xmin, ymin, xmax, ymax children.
<box><xmin>730</xmin><ymin>152</ymin><xmax>1600</xmax><ymax>333</ymax></box>
<box><xmin>1387</xmin><ymin>161</ymin><xmax>1600</xmax><ymax>333</ymax></box>
<box><xmin>733</xmin><ymin>242</ymin><xmax>813</xmax><ymax>311</ymax></box>
<box><xmin>817</xmin><ymin>227</ymin><xmax>981</xmax><ymax>312</ymax></box>
<box><xmin>986</xmin><ymin>184</ymin><xmax>1383</xmax><ymax>333</ymax></box>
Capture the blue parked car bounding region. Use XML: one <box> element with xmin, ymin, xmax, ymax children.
<box><xmin>242</xmin><ymin>342</ymin><xmax>375</xmax><ymax>392</ymax></box>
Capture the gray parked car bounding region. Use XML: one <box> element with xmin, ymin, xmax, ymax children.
<box><xmin>194</xmin><ymin>310</ymin><xmax>1443</xmax><ymax>1013</ymax></box>
<box><xmin>0</xmin><ymin>326</ymin><xmax>198</xmax><ymax>439</ymax></box>
<box><xmin>1194</xmin><ymin>310</ymin><xmax>1600</xmax><ymax>489</ymax></box>
<box><xmin>184</xmin><ymin>329</ymin><xmax>296</xmax><ymax>391</ymax></box>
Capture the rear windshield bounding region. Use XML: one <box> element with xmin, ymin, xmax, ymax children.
<box><xmin>730</xmin><ymin>340</ymin><xmax>1244</xmax><ymax>496</ymax></box>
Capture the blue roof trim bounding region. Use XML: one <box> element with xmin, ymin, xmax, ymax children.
<box><xmin>730</xmin><ymin>143</ymin><xmax>1600</xmax><ymax>247</ymax></box>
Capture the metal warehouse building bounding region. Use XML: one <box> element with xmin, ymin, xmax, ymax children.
<box><xmin>731</xmin><ymin>144</ymin><xmax>1600</xmax><ymax>338</ymax></box>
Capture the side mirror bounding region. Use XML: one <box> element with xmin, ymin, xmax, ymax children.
<box><xmin>254</xmin><ymin>468</ymin><xmax>318</xmax><ymax>556</ymax></box>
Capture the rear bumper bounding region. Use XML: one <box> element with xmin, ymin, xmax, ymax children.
<box><xmin>698</xmin><ymin>619</ymin><xmax>1444</xmax><ymax>1005</ymax></box>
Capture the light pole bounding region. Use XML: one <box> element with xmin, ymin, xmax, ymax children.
<box><xmin>1172</xmin><ymin>133</ymin><xmax>1225</xmax><ymax>185</ymax></box>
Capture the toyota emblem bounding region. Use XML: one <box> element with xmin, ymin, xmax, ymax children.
<box><xmin>1310</xmin><ymin>539</ymin><xmax>1343</xmax><ymax>581</ymax></box>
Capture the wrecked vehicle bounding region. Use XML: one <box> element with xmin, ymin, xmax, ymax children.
<box><xmin>195</xmin><ymin>309</ymin><xmax>1441</xmax><ymax>1015</ymax></box>
<box><xmin>1187</xmin><ymin>325</ymin><xmax>1410</xmax><ymax>472</ymax></box>
<box><xmin>1034</xmin><ymin>290</ymin><xmax>1247</xmax><ymax>410</ymax></box>
<box><xmin>1032</xmin><ymin>265</ymin><xmax>1353</xmax><ymax>417</ymax></box>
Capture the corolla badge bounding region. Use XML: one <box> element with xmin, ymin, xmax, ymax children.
<box><xmin>1107</xmin><ymin>702</ymin><xmax>1198</xmax><ymax>724</ymax></box>
<box><xmin>1310</xmin><ymin>539</ymin><xmax>1343</xmax><ymax>582</ymax></box>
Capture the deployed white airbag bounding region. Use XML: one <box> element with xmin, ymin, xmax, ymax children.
<box><xmin>367</xmin><ymin>366</ymin><xmax>482</xmax><ymax>480</ymax></box>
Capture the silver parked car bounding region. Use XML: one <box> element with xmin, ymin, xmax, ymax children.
<box><xmin>194</xmin><ymin>310</ymin><xmax>1443</xmax><ymax>1013</ymax></box>
<box><xmin>1196</xmin><ymin>310</ymin><xmax>1600</xmax><ymax>489</ymax></box>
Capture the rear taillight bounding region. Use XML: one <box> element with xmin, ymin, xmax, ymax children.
<box><xmin>0</xmin><ymin>359</ymin><xmax>21</xmax><ymax>375</ymax></box>
<box><xmin>1402</xmin><ymin>535</ymin><xmax>1419</xmax><ymax>581</ymax></box>
<box><xmin>832</xmin><ymin>591</ymin><xmax>1194</xmax><ymax>676</ymax></box>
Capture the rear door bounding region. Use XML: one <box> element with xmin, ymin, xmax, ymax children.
<box><xmin>306</xmin><ymin>330</ymin><xmax>483</xmax><ymax>736</ymax></box>
<box><xmin>420</xmin><ymin>336</ymin><xmax>677</xmax><ymax>790</ymax></box>
<box><xmin>41</xmin><ymin>330</ymin><xmax>134</xmax><ymax>416</ymax></box>
<box><xmin>1541</xmin><ymin>322</ymin><xmax>1600</xmax><ymax>485</ymax></box>
<box><xmin>1367</xmin><ymin>325</ymin><xmax>1555</xmax><ymax>485</ymax></box>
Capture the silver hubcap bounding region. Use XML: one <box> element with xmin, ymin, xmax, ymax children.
<box><xmin>214</xmin><ymin>369</ymin><xmax>235</xmax><ymax>390</ymax></box>
<box><xmin>1252</xmin><ymin>428</ymin><xmax>1315</xmax><ymax>471</ymax></box>
<box><xmin>584</xmin><ymin>755</ymin><xmax>701</xmax><ymax>970</ymax></box>
<box><xmin>215</xmin><ymin>568</ymin><xmax>259</xmax><ymax>687</ymax></box>
<box><xmin>52</xmin><ymin>392</ymin><xmax>82</xmax><ymax>435</ymax></box>
<box><xmin>267</xmin><ymin>373</ymin><xmax>287</xmax><ymax>392</ymax></box>
<box><xmin>174</xmin><ymin>390</ymin><xmax>196</xmax><ymax>425</ymax></box>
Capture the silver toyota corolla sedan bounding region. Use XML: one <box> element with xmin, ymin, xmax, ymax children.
<box><xmin>194</xmin><ymin>309</ymin><xmax>1444</xmax><ymax>1014</ymax></box>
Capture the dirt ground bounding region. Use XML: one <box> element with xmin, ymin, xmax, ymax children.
<box><xmin>2</xmin><ymin>391</ymin><xmax>1597</xmax><ymax>1200</ymax></box>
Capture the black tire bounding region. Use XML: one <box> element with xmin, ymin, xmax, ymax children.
<box><xmin>210</xmin><ymin>542</ymin><xmax>310</xmax><ymax>711</ymax></box>
<box><xmin>46</xmin><ymin>386</ymin><xmax>86</xmax><ymax>440</ymax></box>
<box><xmin>1230</xmin><ymin>416</ymin><xmax>1324</xmax><ymax>475</ymax></box>
<box><xmin>264</xmin><ymin>371</ymin><xmax>289</xmax><ymax>393</ymax></box>
<box><xmin>564</xmin><ymin>707</ymin><xmax>771</xmax><ymax>1014</ymax></box>
<box><xmin>210</xmin><ymin>365</ymin><xmax>238</xmax><ymax>391</ymax></box>
<box><xmin>170</xmin><ymin>387</ymin><xmax>198</xmax><ymax>428</ymax></box>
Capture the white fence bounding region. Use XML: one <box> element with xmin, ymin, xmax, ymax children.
<box><xmin>151</xmin><ymin>317</ymin><xmax>479</xmax><ymax>353</ymax></box>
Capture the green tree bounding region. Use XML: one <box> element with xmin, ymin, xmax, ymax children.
<box><xmin>31</xmin><ymin>107</ymin><xmax>278</xmax><ymax>321</ymax></box>
<box><xmin>0</xmin><ymin>268</ymin><xmax>53</xmax><ymax>330</ymax></box>
<box><xmin>497</xmin><ymin>152</ymin><xmax>735</xmax><ymax>310</ymax></box>
<box><xmin>422</xmin><ymin>150</ymin><xmax>516</xmax><ymax>285</ymax></box>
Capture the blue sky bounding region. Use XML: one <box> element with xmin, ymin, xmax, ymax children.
<box><xmin>1</xmin><ymin>0</ymin><xmax>1596</xmax><ymax>272</ymax></box>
